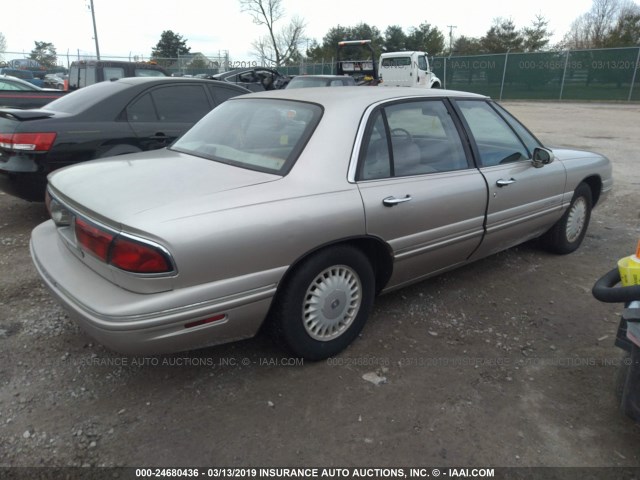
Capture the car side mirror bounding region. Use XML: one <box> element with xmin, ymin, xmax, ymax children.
<box><xmin>532</xmin><ymin>147</ymin><xmax>554</xmax><ymax>168</ymax></box>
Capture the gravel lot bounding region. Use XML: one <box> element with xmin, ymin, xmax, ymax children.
<box><xmin>0</xmin><ymin>101</ymin><xmax>639</xmax><ymax>472</ymax></box>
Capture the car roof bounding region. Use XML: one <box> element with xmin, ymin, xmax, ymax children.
<box><xmin>292</xmin><ymin>75</ymin><xmax>352</xmax><ymax>79</ymax></box>
<box><xmin>240</xmin><ymin>86</ymin><xmax>487</xmax><ymax>108</ymax></box>
<box><xmin>0</xmin><ymin>74</ymin><xmax>40</xmax><ymax>89</ymax></box>
<box><xmin>110</xmin><ymin>76</ymin><xmax>232</xmax><ymax>85</ymax></box>
<box><xmin>107</xmin><ymin>76</ymin><xmax>251</xmax><ymax>92</ymax></box>
<box><xmin>213</xmin><ymin>67</ymin><xmax>283</xmax><ymax>78</ymax></box>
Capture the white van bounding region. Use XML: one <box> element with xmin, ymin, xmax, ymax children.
<box><xmin>379</xmin><ymin>52</ymin><xmax>441</xmax><ymax>88</ymax></box>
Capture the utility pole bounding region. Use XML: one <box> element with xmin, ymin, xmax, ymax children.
<box><xmin>447</xmin><ymin>25</ymin><xmax>457</xmax><ymax>55</ymax></box>
<box><xmin>89</xmin><ymin>0</ymin><xmax>101</xmax><ymax>60</ymax></box>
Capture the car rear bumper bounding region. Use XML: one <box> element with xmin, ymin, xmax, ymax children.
<box><xmin>0</xmin><ymin>170</ymin><xmax>48</xmax><ymax>201</ymax></box>
<box><xmin>30</xmin><ymin>221</ymin><xmax>277</xmax><ymax>355</ymax></box>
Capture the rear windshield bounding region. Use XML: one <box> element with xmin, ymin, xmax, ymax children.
<box><xmin>42</xmin><ymin>81</ymin><xmax>128</xmax><ymax>113</ymax></box>
<box><xmin>134</xmin><ymin>68</ymin><xmax>167</xmax><ymax>77</ymax></box>
<box><xmin>171</xmin><ymin>98</ymin><xmax>323</xmax><ymax>175</ymax></box>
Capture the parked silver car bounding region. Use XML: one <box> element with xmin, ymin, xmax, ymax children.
<box><xmin>30</xmin><ymin>87</ymin><xmax>613</xmax><ymax>360</ymax></box>
<box><xmin>286</xmin><ymin>75</ymin><xmax>356</xmax><ymax>88</ymax></box>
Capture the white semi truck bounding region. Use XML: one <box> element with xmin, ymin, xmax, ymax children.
<box><xmin>378</xmin><ymin>51</ymin><xmax>441</xmax><ymax>88</ymax></box>
<box><xmin>336</xmin><ymin>40</ymin><xmax>441</xmax><ymax>88</ymax></box>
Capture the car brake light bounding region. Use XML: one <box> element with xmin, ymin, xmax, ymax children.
<box><xmin>75</xmin><ymin>218</ymin><xmax>114</xmax><ymax>262</ymax></box>
<box><xmin>110</xmin><ymin>237</ymin><xmax>171</xmax><ymax>274</ymax></box>
<box><xmin>74</xmin><ymin>216</ymin><xmax>173</xmax><ymax>274</ymax></box>
<box><xmin>0</xmin><ymin>132</ymin><xmax>57</xmax><ymax>151</ymax></box>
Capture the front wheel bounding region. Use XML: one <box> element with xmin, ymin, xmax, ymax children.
<box><xmin>269</xmin><ymin>246</ymin><xmax>375</xmax><ymax>360</ymax></box>
<box><xmin>540</xmin><ymin>182</ymin><xmax>592</xmax><ymax>254</ymax></box>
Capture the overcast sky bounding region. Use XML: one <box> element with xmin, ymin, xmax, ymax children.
<box><xmin>2</xmin><ymin>0</ymin><xmax>598</xmax><ymax>64</ymax></box>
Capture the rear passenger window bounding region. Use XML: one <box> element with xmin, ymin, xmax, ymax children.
<box><xmin>210</xmin><ymin>85</ymin><xmax>244</xmax><ymax>104</ymax></box>
<box><xmin>126</xmin><ymin>93</ymin><xmax>157</xmax><ymax>122</ymax></box>
<box><xmin>152</xmin><ymin>85</ymin><xmax>212</xmax><ymax>122</ymax></box>
<box><xmin>359</xmin><ymin>111</ymin><xmax>390</xmax><ymax>180</ymax></box>
<box><xmin>358</xmin><ymin>100</ymin><xmax>469</xmax><ymax>180</ymax></box>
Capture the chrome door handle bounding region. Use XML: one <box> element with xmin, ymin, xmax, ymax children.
<box><xmin>496</xmin><ymin>178</ymin><xmax>516</xmax><ymax>187</ymax></box>
<box><xmin>383</xmin><ymin>195</ymin><xmax>412</xmax><ymax>207</ymax></box>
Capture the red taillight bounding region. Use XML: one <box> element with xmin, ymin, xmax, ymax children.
<box><xmin>75</xmin><ymin>218</ymin><xmax>114</xmax><ymax>262</ymax></box>
<box><xmin>110</xmin><ymin>237</ymin><xmax>171</xmax><ymax>274</ymax></box>
<box><xmin>0</xmin><ymin>132</ymin><xmax>57</xmax><ymax>151</ymax></box>
<box><xmin>74</xmin><ymin>217</ymin><xmax>173</xmax><ymax>274</ymax></box>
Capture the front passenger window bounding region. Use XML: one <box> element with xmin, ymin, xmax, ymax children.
<box><xmin>457</xmin><ymin>100</ymin><xmax>529</xmax><ymax>167</ymax></box>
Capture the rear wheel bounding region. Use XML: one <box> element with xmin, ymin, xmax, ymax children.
<box><xmin>540</xmin><ymin>182</ymin><xmax>592</xmax><ymax>254</ymax></box>
<box><xmin>269</xmin><ymin>246</ymin><xmax>375</xmax><ymax>360</ymax></box>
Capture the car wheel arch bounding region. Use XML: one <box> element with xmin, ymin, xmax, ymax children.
<box><xmin>97</xmin><ymin>144</ymin><xmax>143</xmax><ymax>158</ymax></box>
<box><xmin>266</xmin><ymin>238</ymin><xmax>393</xmax><ymax>359</ymax></box>
<box><xmin>540</xmin><ymin>181</ymin><xmax>593</xmax><ymax>254</ymax></box>
<box><xmin>277</xmin><ymin>236</ymin><xmax>393</xmax><ymax>297</ymax></box>
<box><xmin>580</xmin><ymin>175</ymin><xmax>602</xmax><ymax>207</ymax></box>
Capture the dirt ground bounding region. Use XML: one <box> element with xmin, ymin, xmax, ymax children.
<box><xmin>0</xmin><ymin>101</ymin><xmax>639</xmax><ymax>472</ymax></box>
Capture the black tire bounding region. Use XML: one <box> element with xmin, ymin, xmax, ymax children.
<box><xmin>540</xmin><ymin>182</ymin><xmax>592</xmax><ymax>254</ymax></box>
<box><xmin>269</xmin><ymin>246</ymin><xmax>375</xmax><ymax>361</ymax></box>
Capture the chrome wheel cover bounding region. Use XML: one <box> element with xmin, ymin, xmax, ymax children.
<box><xmin>303</xmin><ymin>265</ymin><xmax>362</xmax><ymax>341</ymax></box>
<box><xmin>566</xmin><ymin>196</ymin><xmax>587</xmax><ymax>243</ymax></box>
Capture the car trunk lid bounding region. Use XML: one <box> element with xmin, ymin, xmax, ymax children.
<box><xmin>0</xmin><ymin>109</ymin><xmax>56</xmax><ymax>122</ymax></box>
<box><xmin>47</xmin><ymin>148</ymin><xmax>282</xmax><ymax>227</ymax></box>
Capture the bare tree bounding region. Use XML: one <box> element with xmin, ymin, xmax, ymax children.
<box><xmin>590</xmin><ymin>0</ymin><xmax>620</xmax><ymax>45</ymax></box>
<box><xmin>563</xmin><ymin>14</ymin><xmax>592</xmax><ymax>49</ymax></box>
<box><xmin>239</xmin><ymin>0</ymin><xmax>306</xmax><ymax>66</ymax></box>
<box><xmin>561</xmin><ymin>0</ymin><xmax>637</xmax><ymax>48</ymax></box>
<box><xmin>0</xmin><ymin>32</ymin><xmax>6</xmax><ymax>61</ymax></box>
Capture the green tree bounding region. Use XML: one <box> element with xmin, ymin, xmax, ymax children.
<box><xmin>151</xmin><ymin>30</ymin><xmax>190</xmax><ymax>62</ymax></box>
<box><xmin>306</xmin><ymin>23</ymin><xmax>383</xmax><ymax>63</ymax></box>
<box><xmin>384</xmin><ymin>25</ymin><xmax>407</xmax><ymax>52</ymax></box>
<box><xmin>348</xmin><ymin>23</ymin><xmax>384</xmax><ymax>47</ymax></box>
<box><xmin>604</xmin><ymin>6</ymin><xmax>640</xmax><ymax>46</ymax></box>
<box><xmin>405</xmin><ymin>22</ymin><xmax>445</xmax><ymax>55</ymax></box>
<box><xmin>29</xmin><ymin>41</ymin><xmax>57</xmax><ymax>68</ymax></box>
<box><xmin>522</xmin><ymin>14</ymin><xmax>552</xmax><ymax>52</ymax></box>
<box><xmin>481</xmin><ymin>18</ymin><xmax>523</xmax><ymax>53</ymax></box>
<box><xmin>452</xmin><ymin>36</ymin><xmax>483</xmax><ymax>55</ymax></box>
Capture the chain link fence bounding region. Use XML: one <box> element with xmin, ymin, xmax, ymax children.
<box><xmin>432</xmin><ymin>47</ymin><xmax>640</xmax><ymax>102</ymax></box>
<box><xmin>2</xmin><ymin>47</ymin><xmax>638</xmax><ymax>101</ymax></box>
<box><xmin>281</xmin><ymin>47</ymin><xmax>640</xmax><ymax>102</ymax></box>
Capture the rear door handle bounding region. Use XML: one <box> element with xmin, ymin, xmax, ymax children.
<box><xmin>383</xmin><ymin>195</ymin><xmax>412</xmax><ymax>207</ymax></box>
<box><xmin>496</xmin><ymin>178</ymin><xmax>516</xmax><ymax>187</ymax></box>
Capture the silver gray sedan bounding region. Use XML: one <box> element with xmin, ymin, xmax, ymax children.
<box><xmin>30</xmin><ymin>87</ymin><xmax>613</xmax><ymax>360</ymax></box>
